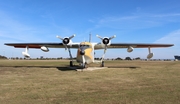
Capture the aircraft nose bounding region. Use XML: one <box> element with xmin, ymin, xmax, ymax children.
<box><xmin>80</xmin><ymin>51</ymin><xmax>85</xmax><ymax>55</ymax></box>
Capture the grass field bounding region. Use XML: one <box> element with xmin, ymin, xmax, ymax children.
<box><xmin>0</xmin><ymin>60</ymin><xmax>180</xmax><ymax>104</ymax></box>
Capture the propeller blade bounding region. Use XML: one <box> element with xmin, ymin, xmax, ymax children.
<box><xmin>96</xmin><ymin>35</ymin><xmax>103</xmax><ymax>40</ymax></box>
<box><xmin>69</xmin><ymin>34</ymin><xmax>76</xmax><ymax>39</ymax></box>
<box><xmin>109</xmin><ymin>35</ymin><xmax>116</xmax><ymax>40</ymax></box>
<box><xmin>56</xmin><ymin>35</ymin><xmax>63</xmax><ymax>40</ymax></box>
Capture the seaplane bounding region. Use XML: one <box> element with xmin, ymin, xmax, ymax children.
<box><xmin>5</xmin><ymin>34</ymin><xmax>174</xmax><ymax>68</ymax></box>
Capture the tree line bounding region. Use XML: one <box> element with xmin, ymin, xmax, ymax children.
<box><xmin>0</xmin><ymin>55</ymin><xmax>7</xmax><ymax>59</ymax></box>
<box><xmin>1</xmin><ymin>55</ymin><xmax>173</xmax><ymax>61</ymax></box>
<box><xmin>7</xmin><ymin>56</ymin><xmax>140</xmax><ymax>60</ymax></box>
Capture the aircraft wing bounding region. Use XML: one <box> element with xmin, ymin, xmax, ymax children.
<box><xmin>4</xmin><ymin>43</ymin><xmax>80</xmax><ymax>48</ymax></box>
<box><xmin>5</xmin><ymin>43</ymin><xmax>174</xmax><ymax>49</ymax></box>
<box><xmin>94</xmin><ymin>43</ymin><xmax>174</xmax><ymax>49</ymax></box>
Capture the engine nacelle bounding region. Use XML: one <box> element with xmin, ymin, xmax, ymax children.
<box><xmin>57</xmin><ymin>34</ymin><xmax>75</xmax><ymax>46</ymax></box>
<box><xmin>127</xmin><ymin>46</ymin><xmax>134</xmax><ymax>53</ymax></box>
<box><xmin>62</xmin><ymin>38</ymin><xmax>73</xmax><ymax>46</ymax></box>
<box><xmin>22</xmin><ymin>52</ymin><xmax>30</xmax><ymax>58</ymax></box>
<box><xmin>63</xmin><ymin>38</ymin><xmax>70</xmax><ymax>44</ymax></box>
<box><xmin>102</xmin><ymin>37</ymin><xmax>111</xmax><ymax>45</ymax></box>
<box><xmin>97</xmin><ymin>35</ymin><xmax>115</xmax><ymax>46</ymax></box>
<box><xmin>41</xmin><ymin>46</ymin><xmax>49</xmax><ymax>52</ymax></box>
<box><xmin>102</xmin><ymin>38</ymin><xmax>109</xmax><ymax>44</ymax></box>
<box><xmin>147</xmin><ymin>53</ymin><xmax>154</xmax><ymax>59</ymax></box>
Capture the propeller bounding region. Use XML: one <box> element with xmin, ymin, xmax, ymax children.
<box><xmin>96</xmin><ymin>35</ymin><xmax>116</xmax><ymax>62</ymax></box>
<box><xmin>56</xmin><ymin>34</ymin><xmax>76</xmax><ymax>50</ymax></box>
<box><xmin>56</xmin><ymin>34</ymin><xmax>75</xmax><ymax>43</ymax></box>
<box><xmin>96</xmin><ymin>35</ymin><xmax>116</xmax><ymax>44</ymax></box>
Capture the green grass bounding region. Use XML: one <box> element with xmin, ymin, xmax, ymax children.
<box><xmin>0</xmin><ymin>60</ymin><xmax>180</xmax><ymax>104</ymax></box>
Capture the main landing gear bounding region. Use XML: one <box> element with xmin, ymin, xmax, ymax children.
<box><xmin>56</xmin><ymin>34</ymin><xmax>75</xmax><ymax>67</ymax></box>
<box><xmin>96</xmin><ymin>35</ymin><xmax>116</xmax><ymax>68</ymax></box>
<box><xmin>101</xmin><ymin>61</ymin><xmax>104</xmax><ymax>67</ymax></box>
<box><xmin>70</xmin><ymin>61</ymin><xmax>73</xmax><ymax>67</ymax></box>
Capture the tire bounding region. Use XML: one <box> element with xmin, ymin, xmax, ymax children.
<box><xmin>70</xmin><ymin>61</ymin><xmax>73</xmax><ymax>67</ymax></box>
<box><xmin>81</xmin><ymin>63</ymin><xmax>86</xmax><ymax>69</ymax></box>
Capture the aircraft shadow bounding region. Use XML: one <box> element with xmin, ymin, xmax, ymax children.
<box><xmin>108</xmin><ymin>66</ymin><xmax>140</xmax><ymax>69</ymax></box>
<box><xmin>0</xmin><ymin>66</ymin><xmax>140</xmax><ymax>71</ymax></box>
<box><xmin>0</xmin><ymin>66</ymin><xmax>57</xmax><ymax>68</ymax></box>
<box><xmin>0</xmin><ymin>66</ymin><xmax>79</xmax><ymax>71</ymax></box>
<box><xmin>56</xmin><ymin>66</ymin><xmax>78</xmax><ymax>71</ymax></box>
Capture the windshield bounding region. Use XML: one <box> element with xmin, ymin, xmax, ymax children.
<box><xmin>80</xmin><ymin>44</ymin><xmax>90</xmax><ymax>48</ymax></box>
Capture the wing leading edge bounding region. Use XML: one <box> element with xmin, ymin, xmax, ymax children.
<box><xmin>94</xmin><ymin>43</ymin><xmax>174</xmax><ymax>49</ymax></box>
<box><xmin>5</xmin><ymin>43</ymin><xmax>174</xmax><ymax>49</ymax></box>
<box><xmin>4</xmin><ymin>43</ymin><xmax>79</xmax><ymax>48</ymax></box>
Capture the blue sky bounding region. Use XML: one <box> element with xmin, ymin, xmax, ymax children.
<box><xmin>0</xmin><ymin>0</ymin><xmax>180</xmax><ymax>59</ymax></box>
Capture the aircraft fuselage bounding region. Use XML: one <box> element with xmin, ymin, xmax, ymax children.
<box><xmin>76</xmin><ymin>42</ymin><xmax>94</xmax><ymax>64</ymax></box>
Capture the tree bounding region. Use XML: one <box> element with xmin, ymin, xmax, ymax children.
<box><xmin>116</xmin><ymin>57</ymin><xmax>123</xmax><ymax>60</ymax></box>
<box><xmin>135</xmin><ymin>57</ymin><xmax>141</xmax><ymax>60</ymax></box>
<box><xmin>125</xmin><ymin>57</ymin><xmax>132</xmax><ymax>60</ymax></box>
<box><xmin>0</xmin><ymin>55</ymin><xmax>7</xmax><ymax>59</ymax></box>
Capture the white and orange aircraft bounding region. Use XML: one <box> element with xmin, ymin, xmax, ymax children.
<box><xmin>5</xmin><ymin>34</ymin><xmax>174</xmax><ymax>68</ymax></box>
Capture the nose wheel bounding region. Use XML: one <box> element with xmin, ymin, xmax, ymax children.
<box><xmin>80</xmin><ymin>62</ymin><xmax>87</xmax><ymax>69</ymax></box>
<box><xmin>82</xmin><ymin>63</ymin><xmax>86</xmax><ymax>69</ymax></box>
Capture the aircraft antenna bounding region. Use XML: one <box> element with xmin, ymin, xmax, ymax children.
<box><xmin>89</xmin><ymin>32</ymin><xmax>92</xmax><ymax>42</ymax></box>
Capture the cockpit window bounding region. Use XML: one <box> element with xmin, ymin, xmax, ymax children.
<box><xmin>80</xmin><ymin>45</ymin><xmax>90</xmax><ymax>48</ymax></box>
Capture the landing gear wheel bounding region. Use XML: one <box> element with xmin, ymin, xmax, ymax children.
<box><xmin>70</xmin><ymin>61</ymin><xmax>73</xmax><ymax>67</ymax></box>
<box><xmin>81</xmin><ymin>62</ymin><xmax>87</xmax><ymax>69</ymax></box>
<box><xmin>101</xmin><ymin>61</ymin><xmax>104</xmax><ymax>67</ymax></box>
<box><xmin>83</xmin><ymin>63</ymin><xmax>86</xmax><ymax>68</ymax></box>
